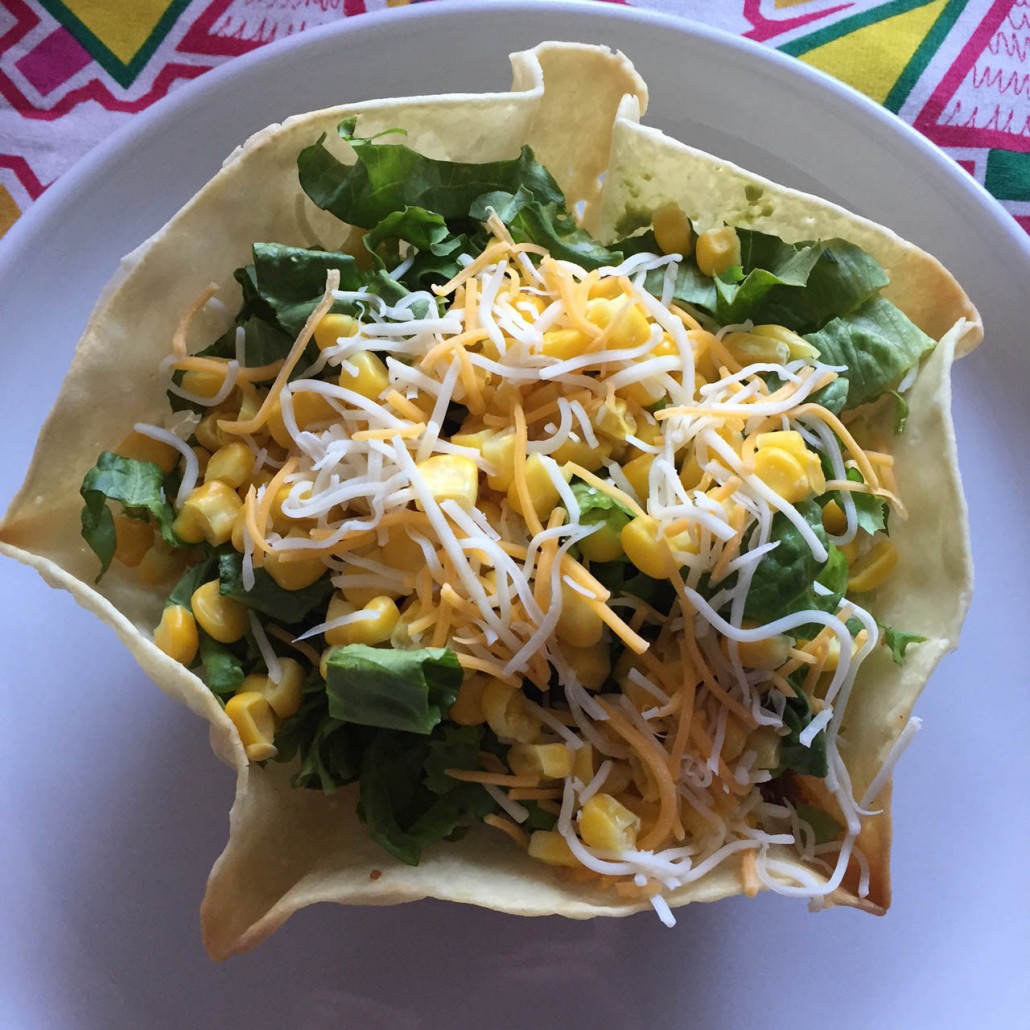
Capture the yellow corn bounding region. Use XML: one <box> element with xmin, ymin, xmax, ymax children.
<box><xmin>153</xmin><ymin>604</ymin><xmax>199</xmax><ymax>665</ymax></box>
<box><xmin>822</xmin><ymin>499</ymin><xmax>848</xmax><ymax>536</ymax></box>
<box><xmin>573</xmin><ymin>742</ymin><xmax>595</xmax><ymax>783</ymax></box>
<box><xmin>579</xmin><ymin>793</ymin><xmax>641</xmax><ymax>851</ymax></box>
<box><xmin>266</xmin><ymin>392</ymin><xmax>338</xmax><ymax>449</ymax></box>
<box><xmin>481</xmin><ymin>679</ymin><xmax>540</xmax><ymax>743</ymax></box>
<box><xmin>542</xmin><ymin>327</ymin><xmax>590</xmax><ymax>360</ymax></box>
<box><xmin>594</xmin><ymin>396</ymin><xmax>637</xmax><ymax>444</ymax></box>
<box><xmin>195</xmin><ymin>410</ymin><xmax>231</xmax><ymax>453</ymax></box>
<box><xmin>723</xmin><ymin>632</ymin><xmax>794</xmax><ymax>671</ymax></box>
<box><xmin>508</xmin><ymin>743</ymin><xmax>573</xmax><ymax>781</ymax></box>
<box><xmin>262</xmin><ymin>535</ymin><xmax>326</xmax><ymax>592</ymax></box>
<box><xmin>679</xmin><ymin>448</ymin><xmax>703</xmax><ymax>491</ymax></box>
<box><xmin>191</xmin><ymin>580</ymin><xmax>249</xmax><ymax>644</ymax></box>
<box><xmin>751</xmin><ymin>323</ymin><xmax>821</xmax><ymax>361</ymax></box>
<box><xmin>621</xmin><ymin>453</ymin><xmax>654</xmax><ymax>501</ymax></box>
<box><xmin>113</xmin><ymin>515</ymin><xmax>154</xmax><ymax>568</ymax></box>
<box><xmin>230</xmin><ymin>506</ymin><xmax>248</xmax><ymax>553</ymax></box>
<box><xmin>621</xmin><ymin>515</ymin><xmax>674</xmax><ymax>579</ymax></box>
<box><xmin>507</xmin><ymin>453</ymin><xmax>563</xmax><ymax>523</ymax></box>
<box><xmin>721</xmin><ymin>715</ymin><xmax>750</xmax><ymax>763</ymax></box>
<box><xmin>479</xmin><ymin>431</ymin><xmax>517</xmax><ymax>491</ymax></box>
<box><xmin>449</xmin><ymin>674</ymin><xmax>487</xmax><ymax>726</ymax></box>
<box><xmin>224</xmin><ymin>692</ymin><xmax>278</xmax><ymax>762</ymax></box>
<box><xmin>586</xmin><ymin>297</ymin><xmax>651</xmax><ymax>349</ymax></box>
<box><xmin>314</xmin><ymin>312</ymin><xmax>359</xmax><ymax>350</ymax></box>
<box><xmin>723</xmin><ymin>331</ymin><xmax>789</xmax><ymax>366</ymax></box>
<box><xmin>172</xmin><ymin>480</ymin><xmax>243</xmax><ymax>546</ymax></box>
<box><xmin>748</xmin><ymin>726</ymin><xmax>782</xmax><ymax>770</ymax></box>
<box><xmin>115</xmin><ymin>430</ymin><xmax>179</xmax><ymax>474</ymax></box>
<box><xmin>322</xmin><ymin>593</ymin><xmax>356</xmax><ymax>646</ymax></box>
<box><xmin>752</xmin><ymin>429</ymin><xmax>828</xmax><ymax>503</ymax></box>
<box><xmin>848</xmin><ymin>539</ymin><xmax>898</xmax><ymax>593</ymax></box>
<box><xmin>135</xmin><ymin>541</ymin><xmax>188</xmax><ymax>586</ymax></box>
<box><xmin>617</xmin><ymin>377</ymin><xmax>664</xmax><ymax>408</ymax></box>
<box><xmin>236</xmin><ymin>383</ymin><xmax>264</xmax><ymax>425</ymax></box>
<box><xmin>326</xmin><ymin>595</ymin><xmax>399</xmax><ymax>647</ymax></box>
<box><xmin>550</xmin><ymin>437</ymin><xmax>611</xmax><ymax>472</ymax></box>
<box><xmin>379</xmin><ymin>528</ymin><xmax>424</xmax><ymax>571</ymax></box>
<box><xmin>180</xmin><ymin>367</ymin><xmax>227</xmax><ymax>399</ymax></box>
<box><xmin>239</xmin><ymin>657</ymin><xmax>305</xmax><ymax>720</ymax></box>
<box><xmin>577</xmin><ymin>521</ymin><xmax>624</xmax><ymax>563</ymax></box>
<box><xmin>652</xmin><ymin>202</ymin><xmax>694</xmax><ymax>257</ymax></box>
<box><xmin>205</xmin><ymin>441</ymin><xmax>255</xmax><ymax>488</ymax></box>
<box><xmin>338</xmin><ymin>350</ymin><xmax>390</xmax><ymax>400</ymax></box>
<box><xmin>415</xmin><ymin>454</ymin><xmax>479</xmax><ymax>511</ymax></box>
<box><xmin>695</xmin><ymin>226</ymin><xmax>741</xmax><ymax>277</ymax></box>
<box><xmin>192</xmin><ymin>446</ymin><xmax>211</xmax><ymax>477</ymax></box>
<box><xmin>564</xmin><ymin>643</ymin><xmax>610</xmax><ymax>691</ymax></box>
<box><xmin>556</xmin><ymin>579</ymin><xmax>604</xmax><ymax>648</ymax></box>
<box><xmin>528</xmin><ymin>830</ymin><xmax>579</xmax><ymax>867</ymax></box>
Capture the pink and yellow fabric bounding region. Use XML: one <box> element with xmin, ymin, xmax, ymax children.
<box><xmin>0</xmin><ymin>0</ymin><xmax>1027</xmax><ymax>238</ymax></box>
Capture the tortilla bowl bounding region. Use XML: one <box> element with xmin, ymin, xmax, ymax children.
<box><xmin>0</xmin><ymin>42</ymin><xmax>981</xmax><ymax>960</ymax></box>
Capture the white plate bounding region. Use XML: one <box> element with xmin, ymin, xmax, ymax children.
<box><xmin>2</xmin><ymin>3</ymin><xmax>1027</xmax><ymax>1027</ymax></box>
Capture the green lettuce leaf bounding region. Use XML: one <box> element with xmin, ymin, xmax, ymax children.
<box><xmin>878</xmin><ymin>623</ymin><xmax>927</xmax><ymax>665</ymax></box>
<box><xmin>357</xmin><ymin>724</ymin><xmax>495</xmax><ymax>865</ymax></box>
<box><xmin>80</xmin><ymin>452</ymin><xmax>182</xmax><ymax>580</ymax></box>
<box><xmin>198</xmin><ymin>633</ymin><xmax>245</xmax><ymax>699</ymax></box>
<box><xmin>165</xmin><ymin>554</ymin><xmax>216</xmax><ymax>610</ymax></box>
<box><xmin>803</xmin><ymin>296</ymin><xmax>935</xmax><ymax>409</ymax></box>
<box><xmin>569</xmin><ymin>480</ymin><xmax>633</xmax><ymax>560</ymax></box>
<box><xmin>778</xmin><ymin>689</ymin><xmax>829</xmax><ymax>778</ymax></box>
<box><xmin>218</xmin><ymin>552</ymin><xmax>332</xmax><ymax>625</ymax></box>
<box><xmin>794</xmin><ymin>802</ymin><xmax>843</xmax><ymax>844</ymax></box>
<box><xmin>325</xmin><ymin>645</ymin><xmax>463</xmax><ymax>734</ymax></box>
<box><xmin>298</xmin><ymin>119</ymin><xmax>564</xmax><ymax>226</ymax></box>
<box><xmin>743</xmin><ymin>501</ymin><xmax>847</xmax><ymax>624</ymax></box>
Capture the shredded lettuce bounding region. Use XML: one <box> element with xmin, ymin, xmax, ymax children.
<box><xmin>325</xmin><ymin>644</ymin><xmax>462</xmax><ymax>735</ymax></box>
<box><xmin>80</xmin><ymin>452</ymin><xmax>183</xmax><ymax>580</ymax></box>
<box><xmin>218</xmin><ymin>552</ymin><xmax>332</xmax><ymax>625</ymax></box>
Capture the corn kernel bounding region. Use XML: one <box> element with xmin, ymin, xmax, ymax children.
<box><xmin>679</xmin><ymin>449</ymin><xmax>703</xmax><ymax>490</ymax></box>
<box><xmin>415</xmin><ymin>454</ymin><xmax>479</xmax><ymax>511</ymax></box>
<box><xmin>550</xmin><ymin>437</ymin><xmax>611</xmax><ymax>472</ymax></box>
<box><xmin>379</xmin><ymin>527</ymin><xmax>424</xmax><ymax>570</ymax></box>
<box><xmin>481</xmin><ymin>680</ymin><xmax>540</xmax><ymax>743</ymax></box>
<box><xmin>205</xmin><ymin>441</ymin><xmax>255</xmax><ymax>488</ymax></box>
<box><xmin>113</xmin><ymin>515</ymin><xmax>154</xmax><ymax>567</ymax></box>
<box><xmin>652</xmin><ymin>202</ymin><xmax>694</xmax><ymax>257</ymax></box>
<box><xmin>507</xmin><ymin>453</ymin><xmax>563</xmax><ymax>523</ymax></box>
<box><xmin>449</xmin><ymin>674</ymin><xmax>487</xmax><ymax>726</ymax></box>
<box><xmin>326</xmin><ymin>594</ymin><xmax>399</xmax><ymax>647</ymax></box>
<box><xmin>195</xmin><ymin>410</ymin><xmax>231</xmax><ymax>453</ymax></box>
<box><xmin>586</xmin><ymin>297</ymin><xmax>651</xmax><ymax>349</ymax></box>
<box><xmin>621</xmin><ymin>515</ymin><xmax>675</xmax><ymax>579</ymax></box>
<box><xmin>573</xmin><ymin>743</ymin><xmax>595</xmax><ymax>783</ymax></box>
<box><xmin>230</xmin><ymin>505</ymin><xmax>248</xmax><ymax>553</ymax></box>
<box><xmin>153</xmin><ymin>604</ymin><xmax>199</xmax><ymax>665</ymax></box>
<box><xmin>136</xmin><ymin>541</ymin><xmax>188</xmax><ymax>586</ymax></box>
<box><xmin>323</xmin><ymin>593</ymin><xmax>356</xmax><ymax>646</ymax></box>
<box><xmin>695</xmin><ymin>226</ymin><xmax>741</xmax><ymax>277</ymax></box>
<box><xmin>752</xmin><ymin>447</ymin><xmax>810</xmax><ymax>504</ymax></box>
<box><xmin>723</xmin><ymin>331</ymin><xmax>789</xmax><ymax>366</ymax></box>
<box><xmin>753</xmin><ymin>432</ymin><xmax>825</xmax><ymax>500</ymax></box>
<box><xmin>339</xmin><ymin>350</ymin><xmax>390</xmax><ymax>401</ymax></box>
<box><xmin>847</xmin><ymin>539</ymin><xmax>898</xmax><ymax>593</ymax></box>
<box><xmin>508</xmin><ymin>743</ymin><xmax>573</xmax><ymax>781</ymax></box>
<box><xmin>193</xmin><ymin>446</ymin><xmax>211</xmax><ymax>477</ymax></box>
<box><xmin>240</xmin><ymin>657</ymin><xmax>305</xmax><ymax>719</ymax></box>
<box><xmin>751</xmin><ymin>324</ymin><xmax>821</xmax><ymax>361</ymax></box>
<box><xmin>479</xmin><ymin>431</ymin><xmax>517</xmax><ymax>491</ymax></box>
<box><xmin>621</xmin><ymin>453</ymin><xmax>654</xmax><ymax>501</ymax></box>
<box><xmin>224</xmin><ymin>692</ymin><xmax>278</xmax><ymax>762</ymax></box>
<box><xmin>723</xmin><ymin>631</ymin><xmax>794</xmax><ymax>671</ymax></box>
<box><xmin>564</xmin><ymin>643</ymin><xmax>610</xmax><ymax>691</ymax></box>
<box><xmin>314</xmin><ymin>312</ymin><xmax>359</xmax><ymax>350</ymax></box>
<box><xmin>542</xmin><ymin>327</ymin><xmax>590</xmax><ymax>360</ymax></box>
<box><xmin>594</xmin><ymin>396</ymin><xmax>637</xmax><ymax>444</ymax></box>
<box><xmin>528</xmin><ymin>830</ymin><xmax>579</xmax><ymax>867</ymax></box>
<box><xmin>822</xmin><ymin>499</ymin><xmax>848</xmax><ymax>536</ymax></box>
<box><xmin>191</xmin><ymin>580</ymin><xmax>248</xmax><ymax>644</ymax></box>
<box><xmin>580</xmin><ymin>793</ymin><xmax>641</xmax><ymax>851</ymax></box>
<box><xmin>172</xmin><ymin>480</ymin><xmax>243</xmax><ymax>546</ymax></box>
<box><xmin>556</xmin><ymin>579</ymin><xmax>604</xmax><ymax>648</ymax></box>
<box><xmin>180</xmin><ymin>366</ymin><xmax>228</xmax><ymax>399</ymax></box>
<box><xmin>115</xmin><ymin>431</ymin><xmax>179</xmax><ymax>474</ymax></box>
<box><xmin>577</xmin><ymin>521</ymin><xmax>624</xmax><ymax>563</ymax></box>
<box><xmin>721</xmin><ymin>715</ymin><xmax>750</xmax><ymax>763</ymax></box>
<box><xmin>262</xmin><ymin>533</ymin><xmax>326</xmax><ymax>592</ymax></box>
<box><xmin>748</xmin><ymin>726</ymin><xmax>782</xmax><ymax>770</ymax></box>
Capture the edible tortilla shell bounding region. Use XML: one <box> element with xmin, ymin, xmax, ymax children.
<box><xmin>0</xmin><ymin>43</ymin><xmax>981</xmax><ymax>960</ymax></box>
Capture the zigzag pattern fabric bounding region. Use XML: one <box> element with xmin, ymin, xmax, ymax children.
<box><xmin>0</xmin><ymin>0</ymin><xmax>1027</xmax><ymax>237</ymax></box>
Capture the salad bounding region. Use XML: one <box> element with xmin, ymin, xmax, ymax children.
<box><xmin>85</xmin><ymin>119</ymin><xmax>936</xmax><ymax>922</ymax></box>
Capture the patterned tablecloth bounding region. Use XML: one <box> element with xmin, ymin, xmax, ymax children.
<box><xmin>0</xmin><ymin>0</ymin><xmax>1027</xmax><ymax>239</ymax></box>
